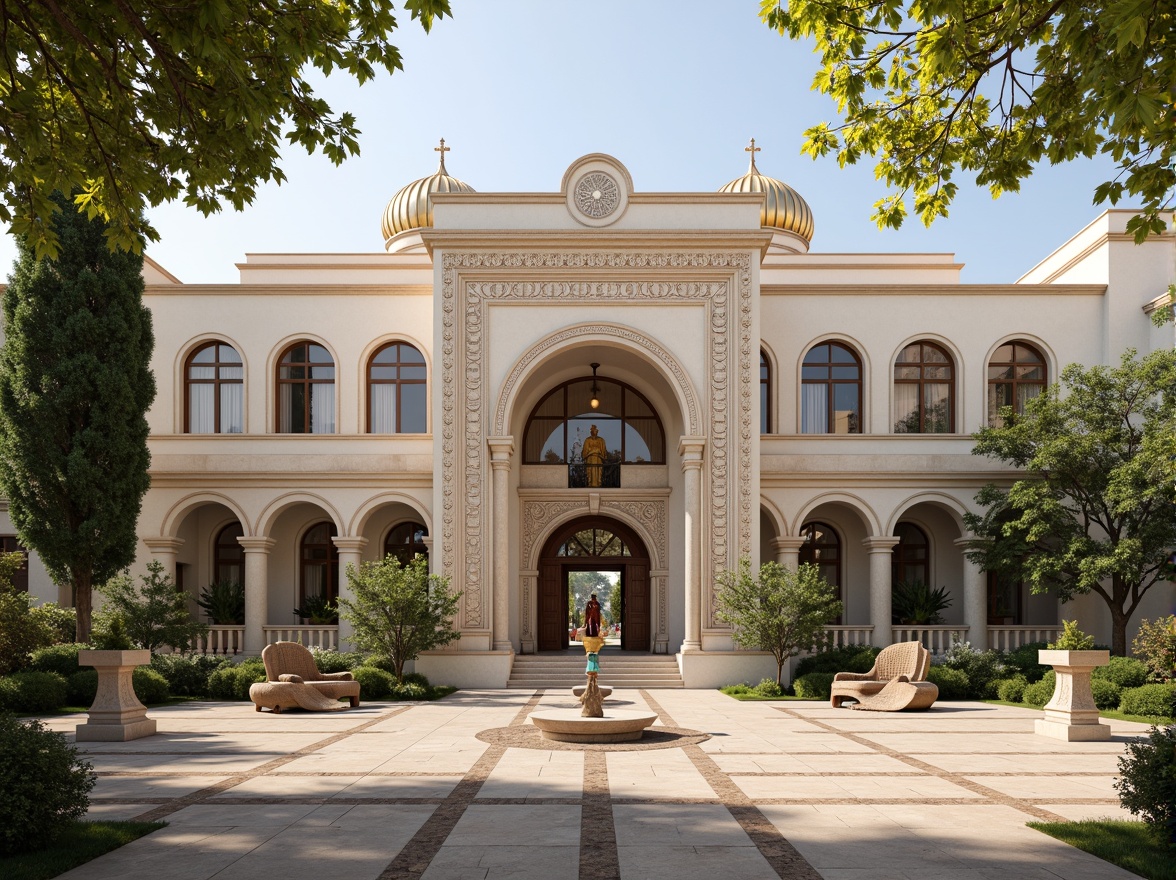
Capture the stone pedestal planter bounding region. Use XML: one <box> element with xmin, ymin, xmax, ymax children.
<box><xmin>75</xmin><ymin>649</ymin><xmax>157</xmax><ymax>742</ymax></box>
<box><xmin>1034</xmin><ymin>649</ymin><xmax>1111</xmax><ymax>741</ymax></box>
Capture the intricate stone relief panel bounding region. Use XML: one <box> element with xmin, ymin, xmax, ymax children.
<box><xmin>441</xmin><ymin>251</ymin><xmax>753</xmax><ymax>632</ymax></box>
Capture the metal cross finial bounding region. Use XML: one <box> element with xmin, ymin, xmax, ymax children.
<box><xmin>745</xmin><ymin>137</ymin><xmax>761</xmax><ymax>172</ymax></box>
<box><xmin>435</xmin><ymin>138</ymin><xmax>450</xmax><ymax>172</ymax></box>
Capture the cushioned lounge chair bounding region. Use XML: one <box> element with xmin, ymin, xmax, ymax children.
<box><xmin>829</xmin><ymin>641</ymin><xmax>936</xmax><ymax>710</ymax></box>
<box><xmin>249</xmin><ymin>641</ymin><xmax>361</xmax><ymax>713</ymax></box>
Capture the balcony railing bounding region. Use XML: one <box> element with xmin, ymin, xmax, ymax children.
<box><xmin>892</xmin><ymin>625</ymin><xmax>968</xmax><ymax>656</ymax></box>
<box><xmin>263</xmin><ymin>625</ymin><xmax>338</xmax><ymax>651</ymax></box>
<box><xmin>567</xmin><ymin>461</ymin><xmax>621</xmax><ymax>488</ymax></box>
<box><xmin>824</xmin><ymin>625</ymin><xmax>874</xmax><ymax>648</ymax></box>
<box><xmin>987</xmin><ymin>625</ymin><xmax>1061</xmax><ymax>652</ymax></box>
<box><xmin>169</xmin><ymin>625</ymin><xmax>244</xmax><ymax>655</ymax></box>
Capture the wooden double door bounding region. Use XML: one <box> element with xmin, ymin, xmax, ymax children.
<box><xmin>536</xmin><ymin>516</ymin><xmax>650</xmax><ymax>652</ymax></box>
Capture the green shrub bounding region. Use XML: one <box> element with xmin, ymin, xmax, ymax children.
<box><xmin>926</xmin><ymin>665</ymin><xmax>970</xmax><ymax>700</ymax></box>
<box><xmin>308</xmin><ymin>649</ymin><xmax>364</xmax><ymax>674</ymax></box>
<box><xmin>1089</xmin><ymin>677</ymin><xmax>1122</xmax><ymax>710</ymax></box>
<box><xmin>390</xmin><ymin>681</ymin><xmax>429</xmax><ymax>700</ymax></box>
<box><xmin>401</xmin><ymin>671</ymin><xmax>430</xmax><ymax>688</ymax></box>
<box><xmin>1115</xmin><ymin>724</ymin><xmax>1176</xmax><ymax>848</ymax></box>
<box><xmin>206</xmin><ymin>658</ymin><xmax>266</xmax><ymax>701</ymax></box>
<box><xmin>1093</xmin><ymin>656</ymin><xmax>1149</xmax><ymax>690</ymax></box>
<box><xmin>754</xmin><ymin>677</ymin><xmax>783</xmax><ymax>697</ymax></box>
<box><xmin>1049</xmin><ymin>620</ymin><xmax>1095</xmax><ymax>650</ymax></box>
<box><xmin>149</xmin><ymin>653</ymin><xmax>231</xmax><ymax>697</ymax></box>
<box><xmin>29</xmin><ymin>643</ymin><xmax>84</xmax><ymax>678</ymax></box>
<box><xmin>1132</xmin><ymin>615</ymin><xmax>1176</xmax><ymax>683</ymax></box>
<box><xmin>90</xmin><ymin>615</ymin><xmax>133</xmax><ymax>650</ymax></box>
<box><xmin>0</xmin><ymin>676</ymin><xmax>18</xmax><ymax>710</ymax></box>
<box><xmin>352</xmin><ymin>666</ymin><xmax>395</xmax><ymax>699</ymax></box>
<box><xmin>792</xmin><ymin>672</ymin><xmax>835</xmax><ymax>699</ymax></box>
<box><xmin>793</xmin><ymin>644</ymin><xmax>880</xmax><ymax>678</ymax></box>
<box><xmin>0</xmin><ymin>713</ymin><xmax>95</xmax><ymax>855</ymax></box>
<box><xmin>132</xmin><ymin>668</ymin><xmax>170</xmax><ymax>704</ymax></box>
<box><xmin>29</xmin><ymin>603</ymin><xmax>77</xmax><ymax>644</ymax></box>
<box><xmin>996</xmin><ymin>675</ymin><xmax>1029</xmax><ymax>703</ymax></box>
<box><xmin>0</xmin><ymin>590</ymin><xmax>53</xmax><ymax>675</ymax></box>
<box><xmin>67</xmin><ymin>670</ymin><xmax>98</xmax><ymax>705</ymax></box>
<box><xmin>0</xmin><ymin>671</ymin><xmax>69</xmax><ymax>713</ymax></box>
<box><xmin>1022</xmin><ymin>670</ymin><xmax>1057</xmax><ymax>708</ymax></box>
<box><xmin>196</xmin><ymin>581</ymin><xmax>245</xmax><ymax>625</ymax></box>
<box><xmin>940</xmin><ymin>641</ymin><xmax>1007</xmax><ymax>698</ymax></box>
<box><xmin>1118</xmin><ymin>684</ymin><xmax>1176</xmax><ymax>719</ymax></box>
<box><xmin>720</xmin><ymin>683</ymin><xmax>753</xmax><ymax>695</ymax></box>
<box><xmin>1002</xmin><ymin>641</ymin><xmax>1051</xmax><ymax>682</ymax></box>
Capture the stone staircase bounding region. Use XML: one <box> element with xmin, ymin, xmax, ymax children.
<box><xmin>507</xmin><ymin>651</ymin><xmax>684</xmax><ymax>689</ymax></box>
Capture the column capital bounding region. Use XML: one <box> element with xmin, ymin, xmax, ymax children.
<box><xmin>862</xmin><ymin>535</ymin><xmax>901</xmax><ymax>553</ymax></box>
<box><xmin>953</xmin><ymin>534</ymin><xmax>988</xmax><ymax>549</ymax></box>
<box><xmin>332</xmin><ymin>536</ymin><xmax>369</xmax><ymax>553</ymax></box>
<box><xmin>487</xmin><ymin>436</ymin><xmax>515</xmax><ymax>460</ymax></box>
<box><xmin>142</xmin><ymin>536</ymin><xmax>184</xmax><ymax>554</ymax></box>
<box><xmin>237</xmin><ymin>537</ymin><xmax>277</xmax><ymax>554</ymax></box>
<box><xmin>678</xmin><ymin>435</ymin><xmax>706</xmax><ymax>460</ymax></box>
<box><xmin>771</xmin><ymin>536</ymin><xmax>807</xmax><ymax>553</ymax></box>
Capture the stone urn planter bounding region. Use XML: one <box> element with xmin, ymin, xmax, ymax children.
<box><xmin>75</xmin><ymin>649</ymin><xmax>157</xmax><ymax>742</ymax></box>
<box><xmin>1034</xmin><ymin>649</ymin><xmax>1111</xmax><ymax>741</ymax></box>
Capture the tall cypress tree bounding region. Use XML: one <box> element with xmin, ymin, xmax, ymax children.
<box><xmin>0</xmin><ymin>193</ymin><xmax>155</xmax><ymax>642</ymax></box>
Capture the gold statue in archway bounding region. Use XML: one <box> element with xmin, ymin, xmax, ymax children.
<box><xmin>582</xmin><ymin>424</ymin><xmax>607</xmax><ymax>487</ymax></box>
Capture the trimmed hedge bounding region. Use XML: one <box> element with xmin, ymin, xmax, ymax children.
<box><xmin>0</xmin><ymin>671</ymin><xmax>68</xmax><ymax>713</ymax></box>
<box><xmin>206</xmin><ymin>658</ymin><xmax>266</xmax><ymax>701</ymax></box>
<box><xmin>1092</xmin><ymin>656</ymin><xmax>1149</xmax><ymax>690</ymax></box>
<box><xmin>793</xmin><ymin>645</ymin><xmax>880</xmax><ymax>678</ymax></box>
<box><xmin>792</xmin><ymin>672</ymin><xmax>834</xmax><ymax>700</ymax></box>
<box><xmin>1118</xmin><ymin>683</ymin><xmax>1176</xmax><ymax>719</ymax></box>
<box><xmin>149</xmin><ymin>653</ymin><xmax>231</xmax><ymax>697</ymax></box>
<box><xmin>352</xmin><ymin>666</ymin><xmax>395</xmax><ymax>699</ymax></box>
<box><xmin>1089</xmin><ymin>677</ymin><xmax>1122</xmax><ymax>710</ymax></box>
<box><xmin>926</xmin><ymin>666</ymin><xmax>969</xmax><ymax>700</ymax></box>
<box><xmin>996</xmin><ymin>675</ymin><xmax>1028</xmax><ymax>703</ymax></box>
<box><xmin>1022</xmin><ymin>670</ymin><xmax>1057</xmax><ymax>708</ymax></box>
<box><xmin>28</xmin><ymin>643</ymin><xmax>84</xmax><ymax>678</ymax></box>
<box><xmin>1002</xmin><ymin>642</ymin><xmax>1051</xmax><ymax>682</ymax></box>
<box><xmin>64</xmin><ymin>667</ymin><xmax>172</xmax><ymax>707</ymax></box>
<box><xmin>306</xmin><ymin>649</ymin><xmax>365</xmax><ymax>674</ymax></box>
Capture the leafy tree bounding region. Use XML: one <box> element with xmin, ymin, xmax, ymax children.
<box><xmin>0</xmin><ymin>551</ymin><xmax>52</xmax><ymax>675</ymax></box>
<box><xmin>338</xmin><ymin>555</ymin><xmax>460</xmax><ymax>682</ymax></box>
<box><xmin>965</xmin><ymin>349</ymin><xmax>1176</xmax><ymax>656</ymax></box>
<box><xmin>0</xmin><ymin>192</ymin><xmax>156</xmax><ymax>643</ymax></box>
<box><xmin>568</xmin><ymin>570</ymin><xmax>613</xmax><ymax>627</ymax></box>
<box><xmin>715</xmin><ymin>559</ymin><xmax>843</xmax><ymax>687</ymax></box>
<box><xmin>761</xmin><ymin>0</ymin><xmax>1175</xmax><ymax>241</ymax></box>
<box><xmin>1</xmin><ymin>0</ymin><xmax>452</xmax><ymax>260</ymax></box>
<box><xmin>96</xmin><ymin>560</ymin><xmax>208</xmax><ymax>653</ymax></box>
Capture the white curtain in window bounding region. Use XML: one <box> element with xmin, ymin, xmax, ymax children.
<box><xmin>924</xmin><ymin>383</ymin><xmax>950</xmax><ymax>432</ymax></box>
<box><xmin>279</xmin><ymin>384</ymin><xmax>293</xmax><ymax>433</ymax></box>
<box><xmin>893</xmin><ymin>385</ymin><xmax>919</xmax><ymax>432</ymax></box>
<box><xmin>801</xmin><ymin>384</ymin><xmax>828</xmax><ymax>434</ymax></box>
<box><xmin>370</xmin><ymin>385</ymin><xmax>395</xmax><ymax>433</ymax></box>
<box><xmin>189</xmin><ymin>385</ymin><xmax>214</xmax><ymax>433</ymax></box>
<box><xmin>220</xmin><ymin>383</ymin><xmax>243</xmax><ymax>433</ymax></box>
<box><xmin>310</xmin><ymin>384</ymin><xmax>335</xmax><ymax>434</ymax></box>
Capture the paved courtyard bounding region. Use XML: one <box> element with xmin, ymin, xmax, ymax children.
<box><xmin>37</xmin><ymin>689</ymin><xmax>1153</xmax><ymax>880</ymax></box>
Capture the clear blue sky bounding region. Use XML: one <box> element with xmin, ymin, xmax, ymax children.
<box><xmin>1</xmin><ymin>1</ymin><xmax>1125</xmax><ymax>284</ymax></box>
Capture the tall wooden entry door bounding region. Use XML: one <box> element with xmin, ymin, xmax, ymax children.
<box><xmin>536</xmin><ymin>516</ymin><xmax>651</xmax><ymax>652</ymax></box>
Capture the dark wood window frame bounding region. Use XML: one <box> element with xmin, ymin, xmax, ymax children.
<box><xmin>987</xmin><ymin>341</ymin><xmax>1047</xmax><ymax>427</ymax></box>
<box><xmin>892</xmin><ymin>522</ymin><xmax>931</xmax><ymax>586</ymax></box>
<box><xmin>760</xmin><ymin>349</ymin><xmax>771</xmax><ymax>434</ymax></box>
<box><xmin>185</xmin><ymin>342</ymin><xmax>244</xmax><ymax>433</ymax></box>
<box><xmin>801</xmin><ymin>342</ymin><xmax>863</xmax><ymax>434</ymax></box>
<box><xmin>799</xmin><ymin>521</ymin><xmax>842</xmax><ymax>623</ymax></box>
<box><xmin>300</xmin><ymin>521</ymin><xmax>339</xmax><ymax>605</ymax></box>
<box><xmin>522</xmin><ymin>377</ymin><xmax>666</xmax><ymax>464</ymax></box>
<box><xmin>893</xmin><ymin>341</ymin><xmax>955</xmax><ymax>433</ymax></box>
<box><xmin>213</xmin><ymin>522</ymin><xmax>245</xmax><ymax>587</ymax></box>
<box><xmin>384</xmin><ymin>521</ymin><xmax>429</xmax><ymax>566</ymax></box>
<box><xmin>276</xmin><ymin>342</ymin><xmax>335</xmax><ymax>434</ymax></box>
<box><xmin>367</xmin><ymin>342</ymin><xmax>428</xmax><ymax>434</ymax></box>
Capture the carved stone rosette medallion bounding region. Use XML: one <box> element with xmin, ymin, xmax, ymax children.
<box><xmin>440</xmin><ymin>251</ymin><xmax>754</xmax><ymax>634</ymax></box>
<box><xmin>574</xmin><ymin>172</ymin><xmax>620</xmax><ymax>219</ymax></box>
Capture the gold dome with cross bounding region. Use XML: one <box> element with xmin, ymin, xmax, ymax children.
<box><xmin>718</xmin><ymin>138</ymin><xmax>814</xmax><ymax>243</ymax></box>
<box><xmin>381</xmin><ymin>139</ymin><xmax>477</xmax><ymax>243</ymax></box>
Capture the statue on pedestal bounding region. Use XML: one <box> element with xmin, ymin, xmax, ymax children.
<box><xmin>582</xmin><ymin>425</ymin><xmax>607</xmax><ymax>488</ymax></box>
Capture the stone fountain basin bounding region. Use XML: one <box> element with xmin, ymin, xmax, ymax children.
<box><xmin>530</xmin><ymin>709</ymin><xmax>657</xmax><ymax>743</ymax></box>
<box><xmin>571</xmin><ymin>684</ymin><xmax>613</xmax><ymax>698</ymax></box>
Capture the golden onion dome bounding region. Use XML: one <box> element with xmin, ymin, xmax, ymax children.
<box><xmin>718</xmin><ymin>138</ymin><xmax>814</xmax><ymax>242</ymax></box>
<box><xmin>381</xmin><ymin>139</ymin><xmax>476</xmax><ymax>241</ymax></box>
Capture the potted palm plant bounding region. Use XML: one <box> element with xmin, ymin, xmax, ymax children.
<box><xmin>1036</xmin><ymin>620</ymin><xmax>1110</xmax><ymax>741</ymax></box>
<box><xmin>197</xmin><ymin>581</ymin><xmax>245</xmax><ymax>625</ymax></box>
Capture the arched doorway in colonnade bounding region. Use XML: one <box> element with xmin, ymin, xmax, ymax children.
<box><xmin>536</xmin><ymin>516</ymin><xmax>650</xmax><ymax>652</ymax></box>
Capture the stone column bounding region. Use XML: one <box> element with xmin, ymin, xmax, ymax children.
<box><xmin>679</xmin><ymin>437</ymin><xmax>706</xmax><ymax>652</ymax></box>
<box><xmin>142</xmin><ymin>537</ymin><xmax>184</xmax><ymax>581</ymax></box>
<box><xmin>238</xmin><ymin>537</ymin><xmax>275</xmax><ymax>656</ymax></box>
<box><xmin>863</xmin><ymin>536</ymin><xmax>900</xmax><ymax>648</ymax></box>
<box><xmin>954</xmin><ymin>536</ymin><xmax>988</xmax><ymax>650</ymax></box>
<box><xmin>332</xmin><ymin>536</ymin><xmax>368</xmax><ymax>651</ymax></box>
<box><xmin>771</xmin><ymin>536</ymin><xmax>807</xmax><ymax>571</ymax></box>
<box><xmin>487</xmin><ymin>436</ymin><xmax>515</xmax><ymax>653</ymax></box>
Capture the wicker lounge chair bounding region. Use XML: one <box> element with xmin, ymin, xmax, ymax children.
<box><xmin>829</xmin><ymin>641</ymin><xmax>935</xmax><ymax>709</ymax></box>
<box><xmin>249</xmin><ymin>641</ymin><xmax>361</xmax><ymax>713</ymax></box>
<box><xmin>848</xmin><ymin>674</ymin><xmax>938</xmax><ymax>711</ymax></box>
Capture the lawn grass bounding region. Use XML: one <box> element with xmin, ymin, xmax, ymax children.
<box><xmin>1028</xmin><ymin>819</ymin><xmax>1174</xmax><ymax>880</ymax></box>
<box><xmin>721</xmin><ymin>691</ymin><xmax>818</xmax><ymax>701</ymax></box>
<box><xmin>0</xmin><ymin>820</ymin><xmax>164</xmax><ymax>880</ymax></box>
<box><xmin>982</xmin><ymin>699</ymin><xmax>1170</xmax><ymax>726</ymax></box>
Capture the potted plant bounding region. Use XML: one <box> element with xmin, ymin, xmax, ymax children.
<box><xmin>198</xmin><ymin>581</ymin><xmax>245</xmax><ymax>625</ymax></box>
<box><xmin>1035</xmin><ymin>620</ymin><xmax>1110</xmax><ymax>741</ymax></box>
<box><xmin>294</xmin><ymin>593</ymin><xmax>338</xmax><ymax>625</ymax></box>
<box><xmin>76</xmin><ymin>617</ymin><xmax>156</xmax><ymax>742</ymax></box>
<box><xmin>891</xmin><ymin>580</ymin><xmax>953</xmax><ymax>625</ymax></box>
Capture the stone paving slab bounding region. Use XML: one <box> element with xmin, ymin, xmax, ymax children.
<box><xmin>31</xmin><ymin>691</ymin><xmax>1156</xmax><ymax>880</ymax></box>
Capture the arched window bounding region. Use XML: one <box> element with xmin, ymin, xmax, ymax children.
<box><xmin>277</xmin><ymin>342</ymin><xmax>335</xmax><ymax>433</ymax></box>
<box><xmin>892</xmin><ymin>522</ymin><xmax>930</xmax><ymax>585</ymax></box>
<box><xmin>893</xmin><ymin>342</ymin><xmax>954</xmax><ymax>433</ymax></box>
<box><xmin>214</xmin><ymin>523</ymin><xmax>245</xmax><ymax>586</ymax></box>
<box><xmin>987</xmin><ymin>341</ymin><xmax>1046</xmax><ymax>426</ymax></box>
<box><xmin>556</xmin><ymin>528</ymin><xmax>632</xmax><ymax>557</ymax></box>
<box><xmin>384</xmin><ymin>521</ymin><xmax>428</xmax><ymax>566</ymax></box>
<box><xmin>522</xmin><ymin>377</ymin><xmax>665</xmax><ymax>465</ymax></box>
<box><xmin>802</xmin><ymin>342</ymin><xmax>862</xmax><ymax>433</ymax></box>
<box><xmin>760</xmin><ymin>350</ymin><xmax>771</xmax><ymax>434</ymax></box>
<box><xmin>0</xmin><ymin>536</ymin><xmax>28</xmax><ymax>593</ymax></box>
<box><xmin>987</xmin><ymin>571</ymin><xmax>1023</xmax><ymax>625</ymax></box>
<box><xmin>186</xmin><ymin>342</ymin><xmax>243</xmax><ymax>433</ymax></box>
<box><xmin>368</xmin><ymin>342</ymin><xmax>427</xmax><ymax>433</ymax></box>
<box><xmin>300</xmin><ymin>522</ymin><xmax>339</xmax><ymax>611</ymax></box>
<box><xmin>799</xmin><ymin>521</ymin><xmax>841</xmax><ymax>622</ymax></box>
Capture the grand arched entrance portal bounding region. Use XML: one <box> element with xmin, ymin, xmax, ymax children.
<box><xmin>536</xmin><ymin>516</ymin><xmax>650</xmax><ymax>652</ymax></box>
